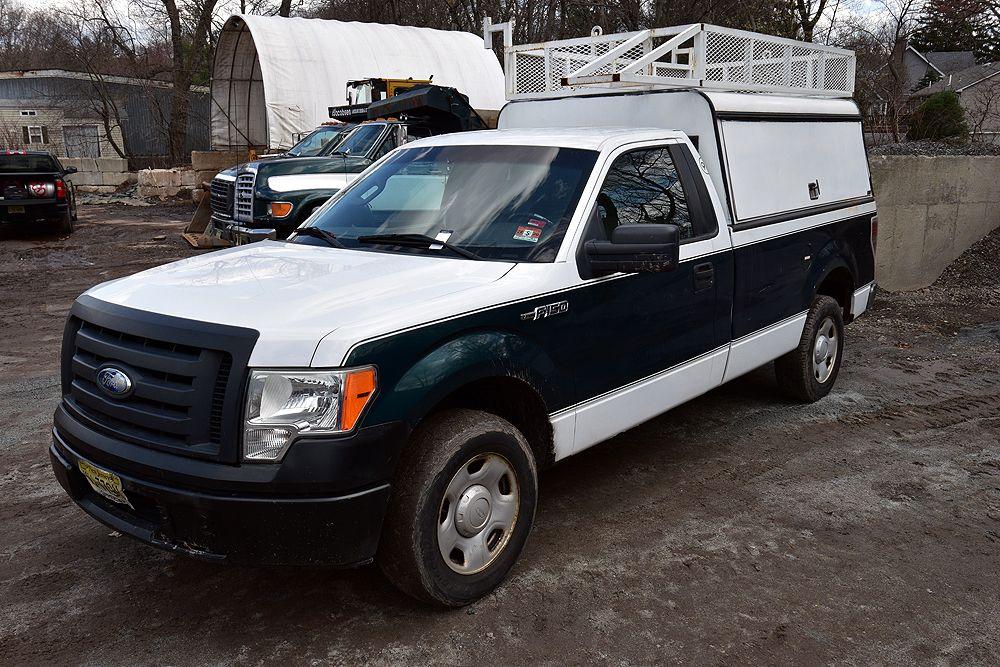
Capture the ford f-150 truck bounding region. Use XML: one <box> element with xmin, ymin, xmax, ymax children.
<box><xmin>50</xmin><ymin>25</ymin><xmax>876</xmax><ymax>607</ymax></box>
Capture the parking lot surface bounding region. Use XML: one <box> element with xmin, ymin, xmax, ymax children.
<box><xmin>1</xmin><ymin>206</ymin><xmax>998</xmax><ymax>665</ymax></box>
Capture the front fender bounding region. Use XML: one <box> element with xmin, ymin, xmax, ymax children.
<box><xmin>358</xmin><ymin>330</ymin><xmax>560</xmax><ymax>429</ymax></box>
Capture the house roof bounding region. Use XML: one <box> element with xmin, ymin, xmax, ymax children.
<box><xmin>0</xmin><ymin>69</ymin><xmax>209</xmax><ymax>93</ymax></box>
<box><xmin>906</xmin><ymin>46</ymin><xmax>945</xmax><ymax>76</ymax></box>
<box><xmin>924</xmin><ymin>51</ymin><xmax>976</xmax><ymax>75</ymax></box>
<box><xmin>912</xmin><ymin>62</ymin><xmax>1000</xmax><ymax>97</ymax></box>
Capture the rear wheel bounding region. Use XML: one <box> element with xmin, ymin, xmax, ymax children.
<box><xmin>54</xmin><ymin>212</ymin><xmax>73</xmax><ymax>235</ymax></box>
<box><xmin>378</xmin><ymin>409</ymin><xmax>538</xmax><ymax>607</ymax></box>
<box><xmin>775</xmin><ymin>295</ymin><xmax>845</xmax><ymax>402</ymax></box>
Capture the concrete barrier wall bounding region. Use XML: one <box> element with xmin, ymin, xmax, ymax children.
<box><xmin>871</xmin><ymin>155</ymin><xmax>1000</xmax><ymax>291</ymax></box>
<box><xmin>62</xmin><ymin>157</ymin><xmax>137</xmax><ymax>194</ymax></box>
<box><xmin>137</xmin><ymin>168</ymin><xmax>198</xmax><ymax>199</ymax></box>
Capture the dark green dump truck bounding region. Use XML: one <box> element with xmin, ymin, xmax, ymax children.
<box><xmin>209</xmin><ymin>85</ymin><xmax>489</xmax><ymax>244</ymax></box>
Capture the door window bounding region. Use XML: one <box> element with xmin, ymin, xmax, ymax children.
<box><xmin>594</xmin><ymin>146</ymin><xmax>693</xmax><ymax>241</ymax></box>
<box><xmin>370</xmin><ymin>131</ymin><xmax>399</xmax><ymax>160</ymax></box>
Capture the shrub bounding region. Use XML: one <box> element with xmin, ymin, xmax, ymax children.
<box><xmin>908</xmin><ymin>91</ymin><xmax>970</xmax><ymax>141</ymax></box>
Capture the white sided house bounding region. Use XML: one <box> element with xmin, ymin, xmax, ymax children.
<box><xmin>211</xmin><ymin>15</ymin><xmax>506</xmax><ymax>151</ymax></box>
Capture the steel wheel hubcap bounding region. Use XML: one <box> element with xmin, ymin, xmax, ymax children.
<box><xmin>437</xmin><ymin>453</ymin><xmax>519</xmax><ymax>575</ymax></box>
<box><xmin>812</xmin><ymin>317</ymin><xmax>838</xmax><ymax>384</ymax></box>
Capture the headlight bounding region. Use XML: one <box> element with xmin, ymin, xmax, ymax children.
<box><xmin>243</xmin><ymin>367</ymin><xmax>376</xmax><ymax>462</ymax></box>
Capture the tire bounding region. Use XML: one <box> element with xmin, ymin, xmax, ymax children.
<box><xmin>54</xmin><ymin>212</ymin><xmax>74</xmax><ymax>235</ymax></box>
<box><xmin>775</xmin><ymin>295</ymin><xmax>845</xmax><ymax>403</ymax></box>
<box><xmin>378</xmin><ymin>409</ymin><xmax>538</xmax><ymax>607</ymax></box>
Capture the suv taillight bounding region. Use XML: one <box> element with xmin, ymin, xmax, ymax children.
<box><xmin>870</xmin><ymin>215</ymin><xmax>878</xmax><ymax>256</ymax></box>
<box><xmin>55</xmin><ymin>179</ymin><xmax>66</xmax><ymax>200</ymax></box>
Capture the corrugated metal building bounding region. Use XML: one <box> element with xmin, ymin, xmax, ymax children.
<box><xmin>0</xmin><ymin>70</ymin><xmax>210</xmax><ymax>163</ymax></box>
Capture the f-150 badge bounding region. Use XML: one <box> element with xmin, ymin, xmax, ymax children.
<box><xmin>521</xmin><ymin>300</ymin><xmax>569</xmax><ymax>321</ymax></box>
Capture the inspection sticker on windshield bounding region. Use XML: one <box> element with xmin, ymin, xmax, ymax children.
<box><xmin>513</xmin><ymin>226</ymin><xmax>541</xmax><ymax>243</ymax></box>
<box><xmin>430</xmin><ymin>229</ymin><xmax>453</xmax><ymax>250</ymax></box>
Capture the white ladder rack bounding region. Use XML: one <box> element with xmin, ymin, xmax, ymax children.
<box><xmin>484</xmin><ymin>21</ymin><xmax>855</xmax><ymax>100</ymax></box>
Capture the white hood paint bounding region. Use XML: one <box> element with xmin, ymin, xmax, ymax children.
<box><xmin>83</xmin><ymin>241</ymin><xmax>515</xmax><ymax>367</ymax></box>
<box><xmin>266</xmin><ymin>173</ymin><xmax>358</xmax><ymax>192</ymax></box>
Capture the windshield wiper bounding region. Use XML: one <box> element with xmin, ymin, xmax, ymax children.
<box><xmin>356</xmin><ymin>233</ymin><xmax>483</xmax><ymax>261</ymax></box>
<box><xmin>294</xmin><ymin>226</ymin><xmax>345</xmax><ymax>248</ymax></box>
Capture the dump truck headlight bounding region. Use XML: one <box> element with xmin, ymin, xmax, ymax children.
<box><xmin>243</xmin><ymin>367</ymin><xmax>376</xmax><ymax>461</ymax></box>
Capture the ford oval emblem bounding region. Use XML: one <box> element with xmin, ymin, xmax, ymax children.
<box><xmin>96</xmin><ymin>366</ymin><xmax>133</xmax><ymax>398</ymax></box>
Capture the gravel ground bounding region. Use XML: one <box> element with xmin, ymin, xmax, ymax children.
<box><xmin>869</xmin><ymin>139</ymin><xmax>1000</xmax><ymax>156</ymax></box>
<box><xmin>1</xmin><ymin>206</ymin><xmax>998</xmax><ymax>665</ymax></box>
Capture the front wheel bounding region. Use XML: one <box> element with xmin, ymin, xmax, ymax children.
<box><xmin>377</xmin><ymin>409</ymin><xmax>538</xmax><ymax>607</ymax></box>
<box><xmin>775</xmin><ymin>295</ymin><xmax>845</xmax><ymax>402</ymax></box>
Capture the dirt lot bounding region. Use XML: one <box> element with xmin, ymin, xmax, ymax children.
<box><xmin>1</xmin><ymin>205</ymin><xmax>998</xmax><ymax>665</ymax></box>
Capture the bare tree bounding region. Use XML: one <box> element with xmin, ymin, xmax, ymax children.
<box><xmin>965</xmin><ymin>76</ymin><xmax>1000</xmax><ymax>142</ymax></box>
<box><xmin>834</xmin><ymin>0</ymin><xmax>922</xmax><ymax>142</ymax></box>
<box><xmin>0</xmin><ymin>116</ymin><xmax>25</xmax><ymax>149</ymax></box>
<box><xmin>795</xmin><ymin>0</ymin><xmax>828</xmax><ymax>41</ymax></box>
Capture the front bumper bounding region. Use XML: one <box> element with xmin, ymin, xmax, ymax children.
<box><xmin>51</xmin><ymin>404</ymin><xmax>408</xmax><ymax>565</ymax></box>
<box><xmin>210</xmin><ymin>215</ymin><xmax>280</xmax><ymax>245</ymax></box>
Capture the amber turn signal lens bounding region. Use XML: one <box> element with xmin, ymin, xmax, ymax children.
<box><xmin>269</xmin><ymin>201</ymin><xmax>293</xmax><ymax>218</ymax></box>
<box><xmin>341</xmin><ymin>367</ymin><xmax>376</xmax><ymax>431</ymax></box>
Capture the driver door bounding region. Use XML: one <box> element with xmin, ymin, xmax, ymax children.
<box><xmin>569</xmin><ymin>141</ymin><xmax>730</xmax><ymax>453</ymax></box>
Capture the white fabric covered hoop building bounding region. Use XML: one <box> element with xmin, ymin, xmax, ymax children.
<box><xmin>211</xmin><ymin>15</ymin><xmax>506</xmax><ymax>150</ymax></box>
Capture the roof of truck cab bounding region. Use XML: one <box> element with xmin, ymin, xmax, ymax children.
<box><xmin>408</xmin><ymin>127</ymin><xmax>686</xmax><ymax>151</ymax></box>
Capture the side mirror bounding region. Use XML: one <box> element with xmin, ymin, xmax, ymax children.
<box><xmin>63</xmin><ymin>166</ymin><xmax>78</xmax><ymax>175</ymax></box>
<box><xmin>585</xmin><ymin>223</ymin><xmax>680</xmax><ymax>275</ymax></box>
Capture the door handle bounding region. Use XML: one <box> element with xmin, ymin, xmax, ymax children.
<box><xmin>693</xmin><ymin>262</ymin><xmax>714</xmax><ymax>292</ymax></box>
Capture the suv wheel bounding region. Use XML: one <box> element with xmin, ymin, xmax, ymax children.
<box><xmin>55</xmin><ymin>212</ymin><xmax>74</xmax><ymax>235</ymax></box>
<box><xmin>775</xmin><ymin>295</ymin><xmax>845</xmax><ymax>402</ymax></box>
<box><xmin>378</xmin><ymin>409</ymin><xmax>538</xmax><ymax>607</ymax></box>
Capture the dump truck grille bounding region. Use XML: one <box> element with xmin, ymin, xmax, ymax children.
<box><xmin>234</xmin><ymin>172</ymin><xmax>255</xmax><ymax>222</ymax></box>
<box><xmin>61</xmin><ymin>303</ymin><xmax>258</xmax><ymax>463</ymax></box>
<box><xmin>209</xmin><ymin>178</ymin><xmax>233</xmax><ymax>219</ymax></box>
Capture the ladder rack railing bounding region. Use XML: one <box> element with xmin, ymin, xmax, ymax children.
<box><xmin>488</xmin><ymin>22</ymin><xmax>855</xmax><ymax>100</ymax></box>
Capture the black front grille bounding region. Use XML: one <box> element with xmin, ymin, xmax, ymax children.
<box><xmin>210</xmin><ymin>178</ymin><xmax>233</xmax><ymax>218</ymax></box>
<box><xmin>62</xmin><ymin>298</ymin><xmax>258</xmax><ymax>463</ymax></box>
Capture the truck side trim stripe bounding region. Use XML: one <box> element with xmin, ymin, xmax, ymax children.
<box><xmin>732</xmin><ymin>196</ymin><xmax>876</xmax><ymax>231</ymax></box>
<box><xmin>337</xmin><ymin>249</ymin><xmax>730</xmax><ymax>366</ymax></box>
<box><xmin>731</xmin><ymin>204</ymin><xmax>876</xmax><ymax>248</ymax></box>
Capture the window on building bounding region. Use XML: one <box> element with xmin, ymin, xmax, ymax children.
<box><xmin>63</xmin><ymin>124</ymin><xmax>102</xmax><ymax>158</ymax></box>
<box><xmin>20</xmin><ymin>110</ymin><xmax>37</xmax><ymax>117</ymax></box>
<box><xmin>23</xmin><ymin>125</ymin><xmax>48</xmax><ymax>145</ymax></box>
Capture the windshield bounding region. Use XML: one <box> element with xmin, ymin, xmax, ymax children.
<box><xmin>0</xmin><ymin>154</ymin><xmax>59</xmax><ymax>173</ymax></box>
<box><xmin>287</xmin><ymin>126</ymin><xmax>349</xmax><ymax>157</ymax></box>
<box><xmin>299</xmin><ymin>144</ymin><xmax>599</xmax><ymax>263</ymax></box>
<box><xmin>331</xmin><ymin>124</ymin><xmax>386</xmax><ymax>157</ymax></box>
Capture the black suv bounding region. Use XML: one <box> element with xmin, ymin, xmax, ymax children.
<box><xmin>0</xmin><ymin>150</ymin><xmax>78</xmax><ymax>234</ymax></box>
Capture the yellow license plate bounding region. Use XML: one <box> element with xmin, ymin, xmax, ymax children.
<box><xmin>7</xmin><ymin>205</ymin><xmax>25</xmax><ymax>214</ymax></box>
<box><xmin>78</xmin><ymin>460</ymin><xmax>133</xmax><ymax>507</ymax></box>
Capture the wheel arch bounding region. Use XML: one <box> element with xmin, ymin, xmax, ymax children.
<box><xmin>808</xmin><ymin>242</ymin><xmax>859</xmax><ymax>323</ymax></box>
<box><xmin>363</xmin><ymin>330</ymin><xmax>561</xmax><ymax>470</ymax></box>
<box><xmin>428</xmin><ymin>375</ymin><xmax>555</xmax><ymax>470</ymax></box>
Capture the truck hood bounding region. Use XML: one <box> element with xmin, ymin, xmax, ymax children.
<box><xmin>82</xmin><ymin>241</ymin><xmax>515</xmax><ymax>367</ymax></box>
